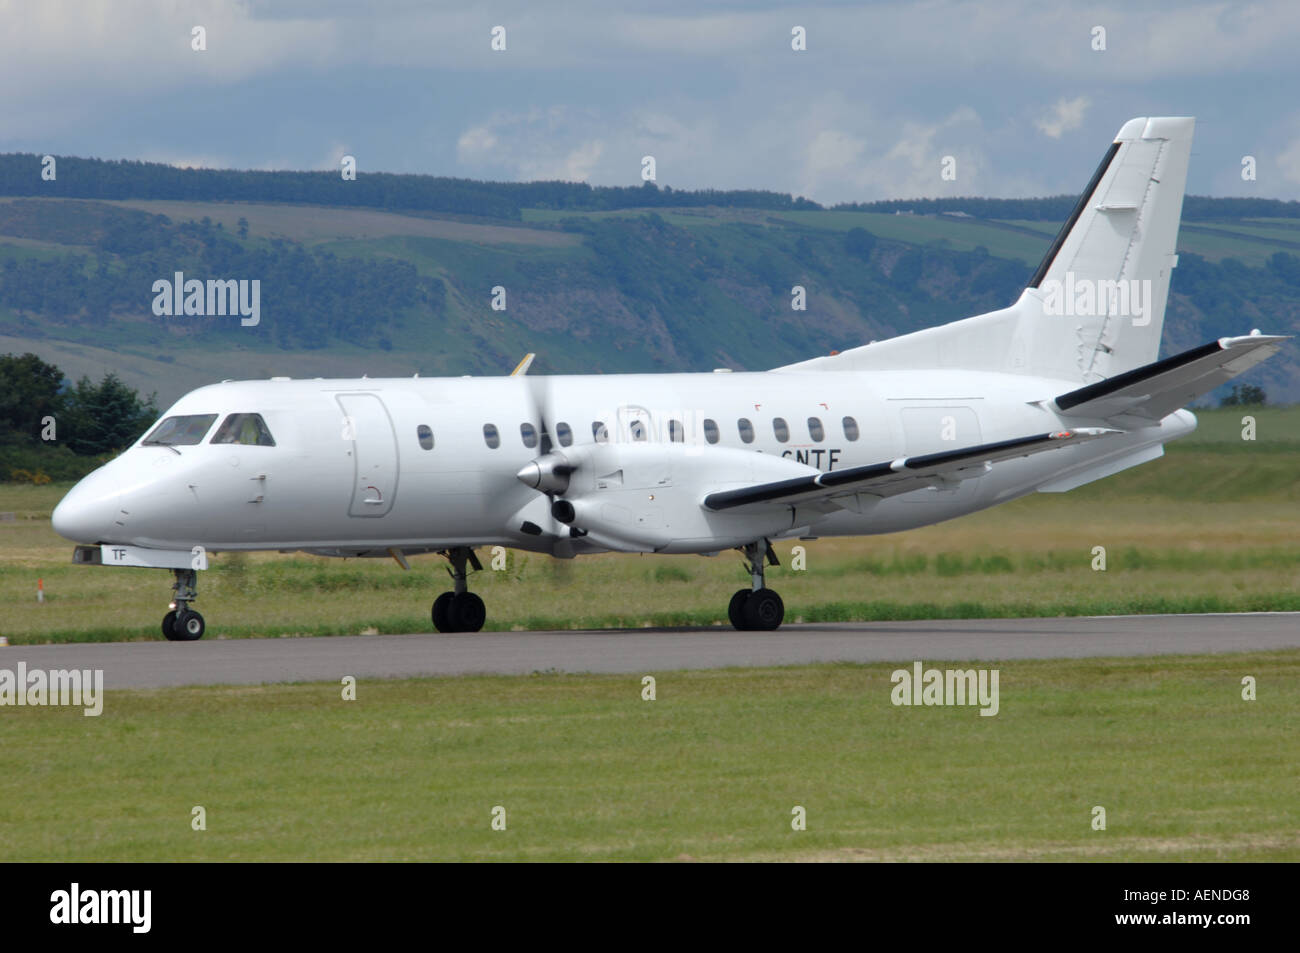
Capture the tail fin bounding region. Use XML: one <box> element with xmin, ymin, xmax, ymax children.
<box><xmin>779</xmin><ymin>117</ymin><xmax>1195</xmax><ymax>385</ymax></box>
<box><xmin>1027</xmin><ymin>116</ymin><xmax>1193</xmax><ymax>380</ymax></box>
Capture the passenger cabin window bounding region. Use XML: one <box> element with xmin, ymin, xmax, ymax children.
<box><xmin>417</xmin><ymin>424</ymin><xmax>434</xmax><ymax>450</ymax></box>
<box><xmin>630</xmin><ymin>420</ymin><xmax>647</xmax><ymax>442</ymax></box>
<box><xmin>592</xmin><ymin>421</ymin><xmax>609</xmax><ymax>443</ymax></box>
<box><xmin>211</xmin><ymin>413</ymin><xmax>275</xmax><ymax>447</ymax></box>
<box><xmin>520</xmin><ymin>422</ymin><xmax>539</xmax><ymax>449</ymax></box>
<box><xmin>773</xmin><ymin>417</ymin><xmax>790</xmax><ymax>443</ymax></box>
<box><xmin>668</xmin><ymin>419</ymin><xmax>684</xmax><ymax>442</ymax></box>
<box><xmin>556</xmin><ymin>422</ymin><xmax>573</xmax><ymax>447</ymax></box>
<box><xmin>703</xmin><ymin>418</ymin><xmax>720</xmax><ymax>444</ymax></box>
<box><xmin>144</xmin><ymin>414</ymin><xmax>218</xmax><ymax>447</ymax></box>
<box><xmin>807</xmin><ymin>417</ymin><xmax>825</xmax><ymax>442</ymax></box>
<box><xmin>483</xmin><ymin>423</ymin><xmax>500</xmax><ymax>449</ymax></box>
<box><xmin>842</xmin><ymin>416</ymin><xmax>860</xmax><ymax>441</ymax></box>
<box><xmin>737</xmin><ymin>418</ymin><xmax>755</xmax><ymax>443</ymax></box>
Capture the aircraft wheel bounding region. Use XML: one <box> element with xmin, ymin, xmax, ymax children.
<box><xmin>728</xmin><ymin>589</ymin><xmax>751</xmax><ymax>631</ymax></box>
<box><xmin>450</xmin><ymin>592</ymin><xmax>486</xmax><ymax>633</ymax></box>
<box><xmin>171</xmin><ymin>609</ymin><xmax>206</xmax><ymax>641</ymax></box>
<box><xmin>743</xmin><ymin>588</ymin><xmax>784</xmax><ymax>631</ymax></box>
<box><xmin>432</xmin><ymin>592</ymin><xmax>455</xmax><ymax>632</ymax></box>
<box><xmin>162</xmin><ymin>610</ymin><xmax>180</xmax><ymax>640</ymax></box>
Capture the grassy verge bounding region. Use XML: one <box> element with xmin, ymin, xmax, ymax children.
<box><xmin>1</xmin><ymin>653</ymin><xmax>1295</xmax><ymax>861</ymax></box>
<box><xmin>5</xmin><ymin>494</ymin><xmax>1298</xmax><ymax>643</ymax></box>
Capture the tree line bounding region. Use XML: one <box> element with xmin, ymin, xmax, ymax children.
<box><xmin>833</xmin><ymin>195</ymin><xmax>1300</xmax><ymax>222</ymax></box>
<box><xmin>0</xmin><ymin>353</ymin><xmax>158</xmax><ymax>481</ymax></box>
<box><xmin>0</xmin><ymin>154</ymin><xmax>820</xmax><ymax>221</ymax></box>
<box><xmin>6</xmin><ymin>153</ymin><xmax>1300</xmax><ymax>223</ymax></box>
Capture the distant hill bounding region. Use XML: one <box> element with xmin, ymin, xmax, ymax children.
<box><xmin>0</xmin><ymin>159</ymin><xmax>1296</xmax><ymax>406</ymax></box>
<box><xmin>0</xmin><ymin>153</ymin><xmax>819</xmax><ymax>221</ymax></box>
<box><xmin>6</xmin><ymin>151</ymin><xmax>1300</xmax><ymax>222</ymax></box>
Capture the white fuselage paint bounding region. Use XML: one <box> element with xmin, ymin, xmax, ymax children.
<box><xmin>52</xmin><ymin>369</ymin><xmax>1195</xmax><ymax>558</ymax></box>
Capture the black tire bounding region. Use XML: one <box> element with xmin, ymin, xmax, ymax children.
<box><xmin>162</xmin><ymin>610</ymin><xmax>180</xmax><ymax>641</ymax></box>
<box><xmin>728</xmin><ymin>589</ymin><xmax>751</xmax><ymax>630</ymax></box>
<box><xmin>432</xmin><ymin>592</ymin><xmax>455</xmax><ymax>632</ymax></box>
<box><xmin>450</xmin><ymin>592</ymin><xmax>486</xmax><ymax>633</ymax></box>
<box><xmin>743</xmin><ymin>588</ymin><xmax>784</xmax><ymax>631</ymax></box>
<box><xmin>172</xmin><ymin>609</ymin><xmax>206</xmax><ymax>641</ymax></box>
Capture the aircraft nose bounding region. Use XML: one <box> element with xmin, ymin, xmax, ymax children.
<box><xmin>52</xmin><ymin>468</ymin><xmax>121</xmax><ymax>544</ymax></box>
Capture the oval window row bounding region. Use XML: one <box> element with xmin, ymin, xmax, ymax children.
<box><xmin>414</xmin><ymin>416</ymin><xmax>862</xmax><ymax>450</ymax></box>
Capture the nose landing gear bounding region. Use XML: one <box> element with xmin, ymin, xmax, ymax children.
<box><xmin>432</xmin><ymin>547</ymin><xmax>486</xmax><ymax>633</ymax></box>
<box><xmin>728</xmin><ymin>539</ymin><xmax>784</xmax><ymax>631</ymax></box>
<box><xmin>163</xmin><ymin>568</ymin><xmax>205</xmax><ymax>641</ymax></box>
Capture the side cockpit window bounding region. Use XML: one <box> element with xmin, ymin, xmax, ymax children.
<box><xmin>211</xmin><ymin>413</ymin><xmax>276</xmax><ymax>447</ymax></box>
<box><xmin>143</xmin><ymin>414</ymin><xmax>218</xmax><ymax>447</ymax></box>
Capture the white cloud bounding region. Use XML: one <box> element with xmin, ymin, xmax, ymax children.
<box><xmin>320</xmin><ymin>142</ymin><xmax>352</xmax><ymax>171</ymax></box>
<box><xmin>1277</xmin><ymin>136</ymin><xmax>1300</xmax><ymax>185</ymax></box>
<box><xmin>1036</xmin><ymin>96</ymin><xmax>1090</xmax><ymax>139</ymax></box>
<box><xmin>797</xmin><ymin>106</ymin><xmax>987</xmax><ymax>201</ymax></box>
<box><xmin>456</xmin><ymin>125</ymin><xmax>499</xmax><ymax>163</ymax></box>
<box><xmin>455</xmin><ymin>107</ymin><xmax>714</xmax><ymax>185</ymax></box>
<box><xmin>140</xmin><ymin>151</ymin><xmax>295</xmax><ymax>172</ymax></box>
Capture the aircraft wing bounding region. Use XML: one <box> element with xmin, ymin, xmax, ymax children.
<box><xmin>1052</xmin><ymin>333</ymin><xmax>1287</xmax><ymax>421</ymax></box>
<box><xmin>702</xmin><ymin>428</ymin><xmax>1117</xmax><ymax>511</ymax></box>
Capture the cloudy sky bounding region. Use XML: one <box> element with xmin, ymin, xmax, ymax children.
<box><xmin>3</xmin><ymin>0</ymin><xmax>1300</xmax><ymax>204</ymax></box>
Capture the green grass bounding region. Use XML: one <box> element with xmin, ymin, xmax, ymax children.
<box><xmin>770</xmin><ymin>210</ymin><xmax>1050</xmax><ymax>263</ymax></box>
<box><xmin>1171</xmin><ymin>404</ymin><xmax>1291</xmax><ymax>447</ymax></box>
<box><xmin>521</xmin><ymin>207</ymin><xmax>747</xmax><ymax>228</ymax></box>
<box><xmin>1187</xmin><ymin>221</ymin><xmax>1300</xmax><ymax>247</ymax></box>
<box><xmin>1</xmin><ymin>653</ymin><xmax>1295</xmax><ymax>861</ymax></box>
<box><xmin>1172</xmin><ymin>229</ymin><xmax>1283</xmax><ymax>267</ymax></box>
<box><xmin>98</xmin><ymin>198</ymin><xmax>575</xmax><ymax>247</ymax></box>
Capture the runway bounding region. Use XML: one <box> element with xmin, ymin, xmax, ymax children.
<box><xmin>4</xmin><ymin>613</ymin><xmax>1298</xmax><ymax>689</ymax></box>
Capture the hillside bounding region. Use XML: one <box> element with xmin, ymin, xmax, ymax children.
<box><xmin>0</xmin><ymin>178</ymin><xmax>1297</xmax><ymax>408</ymax></box>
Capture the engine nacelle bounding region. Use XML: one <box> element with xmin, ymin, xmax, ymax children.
<box><xmin>545</xmin><ymin>442</ymin><xmax>826</xmax><ymax>553</ymax></box>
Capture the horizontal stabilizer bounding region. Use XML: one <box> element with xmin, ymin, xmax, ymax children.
<box><xmin>1052</xmin><ymin>333</ymin><xmax>1286</xmax><ymax>421</ymax></box>
<box><xmin>703</xmin><ymin>428</ymin><xmax>1117</xmax><ymax>511</ymax></box>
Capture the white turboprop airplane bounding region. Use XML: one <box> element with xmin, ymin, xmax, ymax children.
<box><xmin>53</xmin><ymin>116</ymin><xmax>1284</xmax><ymax>640</ymax></box>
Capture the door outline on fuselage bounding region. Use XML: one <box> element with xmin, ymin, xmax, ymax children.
<box><xmin>335</xmin><ymin>392</ymin><xmax>399</xmax><ymax>517</ymax></box>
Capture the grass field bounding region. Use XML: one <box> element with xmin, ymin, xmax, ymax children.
<box><xmin>1</xmin><ymin>653</ymin><xmax>1295</xmax><ymax>861</ymax></box>
<box><xmin>98</xmin><ymin>198</ymin><xmax>578</xmax><ymax>248</ymax></box>
<box><xmin>1</xmin><ymin>409</ymin><xmax>1297</xmax><ymax>644</ymax></box>
<box><xmin>523</xmin><ymin>205</ymin><xmax>1300</xmax><ymax>267</ymax></box>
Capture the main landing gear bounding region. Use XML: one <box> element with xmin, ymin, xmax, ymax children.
<box><xmin>432</xmin><ymin>546</ymin><xmax>486</xmax><ymax>633</ymax></box>
<box><xmin>162</xmin><ymin>568</ymin><xmax>206</xmax><ymax>641</ymax></box>
<box><xmin>728</xmin><ymin>539</ymin><xmax>785</xmax><ymax>631</ymax></box>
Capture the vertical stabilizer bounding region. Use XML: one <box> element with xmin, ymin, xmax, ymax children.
<box><xmin>1026</xmin><ymin>116</ymin><xmax>1194</xmax><ymax>381</ymax></box>
<box><xmin>778</xmin><ymin>118</ymin><xmax>1196</xmax><ymax>385</ymax></box>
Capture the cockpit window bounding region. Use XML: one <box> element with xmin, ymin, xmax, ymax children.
<box><xmin>143</xmin><ymin>414</ymin><xmax>218</xmax><ymax>447</ymax></box>
<box><xmin>211</xmin><ymin>413</ymin><xmax>276</xmax><ymax>447</ymax></box>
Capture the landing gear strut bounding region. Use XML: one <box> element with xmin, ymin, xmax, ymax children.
<box><xmin>162</xmin><ymin>568</ymin><xmax>205</xmax><ymax>641</ymax></box>
<box><xmin>728</xmin><ymin>539</ymin><xmax>784</xmax><ymax>631</ymax></box>
<box><xmin>432</xmin><ymin>547</ymin><xmax>486</xmax><ymax>633</ymax></box>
